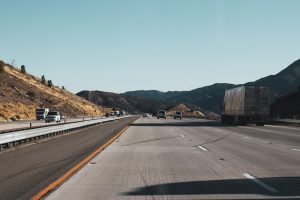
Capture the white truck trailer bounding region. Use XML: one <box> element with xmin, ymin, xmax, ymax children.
<box><xmin>221</xmin><ymin>86</ymin><xmax>270</xmax><ymax>126</ymax></box>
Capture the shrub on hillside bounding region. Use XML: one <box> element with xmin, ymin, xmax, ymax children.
<box><xmin>21</xmin><ymin>65</ymin><xmax>26</xmax><ymax>74</ymax></box>
<box><xmin>41</xmin><ymin>75</ymin><xmax>46</xmax><ymax>85</ymax></box>
<box><xmin>26</xmin><ymin>91</ymin><xmax>36</xmax><ymax>98</ymax></box>
<box><xmin>47</xmin><ymin>80</ymin><xmax>53</xmax><ymax>87</ymax></box>
<box><xmin>0</xmin><ymin>60</ymin><xmax>5</xmax><ymax>73</ymax></box>
<box><xmin>27</xmin><ymin>91</ymin><xmax>36</xmax><ymax>101</ymax></box>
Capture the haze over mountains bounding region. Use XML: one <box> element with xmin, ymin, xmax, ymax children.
<box><xmin>123</xmin><ymin>59</ymin><xmax>300</xmax><ymax>114</ymax></box>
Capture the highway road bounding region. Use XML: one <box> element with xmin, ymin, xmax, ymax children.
<box><xmin>0</xmin><ymin>117</ymin><xmax>137</xmax><ymax>200</ymax></box>
<box><xmin>46</xmin><ymin>117</ymin><xmax>300</xmax><ymax>200</ymax></box>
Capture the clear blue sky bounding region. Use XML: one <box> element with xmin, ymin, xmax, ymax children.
<box><xmin>1</xmin><ymin>0</ymin><xmax>300</xmax><ymax>93</ymax></box>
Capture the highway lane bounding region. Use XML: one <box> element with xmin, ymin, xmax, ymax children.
<box><xmin>0</xmin><ymin>117</ymin><xmax>137</xmax><ymax>200</ymax></box>
<box><xmin>47</xmin><ymin>117</ymin><xmax>300</xmax><ymax>200</ymax></box>
<box><xmin>0</xmin><ymin>116</ymin><xmax>103</xmax><ymax>132</ymax></box>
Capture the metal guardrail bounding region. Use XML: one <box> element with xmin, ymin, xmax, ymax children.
<box><xmin>0</xmin><ymin>116</ymin><xmax>106</xmax><ymax>134</ymax></box>
<box><xmin>0</xmin><ymin>116</ymin><xmax>132</xmax><ymax>150</ymax></box>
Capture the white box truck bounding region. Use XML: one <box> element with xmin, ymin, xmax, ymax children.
<box><xmin>221</xmin><ymin>86</ymin><xmax>270</xmax><ymax>126</ymax></box>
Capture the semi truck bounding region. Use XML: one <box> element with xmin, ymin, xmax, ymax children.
<box><xmin>221</xmin><ymin>86</ymin><xmax>270</xmax><ymax>126</ymax></box>
<box><xmin>35</xmin><ymin>108</ymin><xmax>49</xmax><ymax>120</ymax></box>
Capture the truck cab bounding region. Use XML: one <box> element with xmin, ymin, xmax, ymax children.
<box><xmin>36</xmin><ymin>108</ymin><xmax>49</xmax><ymax>120</ymax></box>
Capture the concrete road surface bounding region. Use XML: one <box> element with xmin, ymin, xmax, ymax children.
<box><xmin>0</xmin><ymin>117</ymin><xmax>136</xmax><ymax>200</ymax></box>
<box><xmin>47</xmin><ymin>117</ymin><xmax>300</xmax><ymax>200</ymax></box>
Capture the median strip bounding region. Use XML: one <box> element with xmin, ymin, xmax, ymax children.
<box><xmin>31</xmin><ymin>125</ymin><xmax>130</xmax><ymax>200</ymax></box>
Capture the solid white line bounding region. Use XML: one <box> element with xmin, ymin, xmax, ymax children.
<box><xmin>198</xmin><ymin>145</ymin><xmax>208</xmax><ymax>151</ymax></box>
<box><xmin>180</xmin><ymin>134</ymin><xmax>185</xmax><ymax>138</ymax></box>
<box><xmin>243</xmin><ymin>173</ymin><xmax>278</xmax><ymax>193</ymax></box>
<box><xmin>292</xmin><ymin>148</ymin><xmax>300</xmax><ymax>152</ymax></box>
<box><xmin>265</xmin><ymin>125</ymin><xmax>300</xmax><ymax>131</ymax></box>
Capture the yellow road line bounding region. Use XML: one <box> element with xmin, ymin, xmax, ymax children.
<box><xmin>32</xmin><ymin>125</ymin><xmax>129</xmax><ymax>200</ymax></box>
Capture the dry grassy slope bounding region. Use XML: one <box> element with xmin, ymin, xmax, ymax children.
<box><xmin>166</xmin><ymin>103</ymin><xmax>206</xmax><ymax>118</ymax></box>
<box><xmin>0</xmin><ymin>62</ymin><xmax>104</xmax><ymax>121</ymax></box>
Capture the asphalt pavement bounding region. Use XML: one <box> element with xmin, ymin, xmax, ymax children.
<box><xmin>0</xmin><ymin>117</ymin><xmax>137</xmax><ymax>200</ymax></box>
<box><xmin>47</xmin><ymin>117</ymin><xmax>300</xmax><ymax>200</ymax></box>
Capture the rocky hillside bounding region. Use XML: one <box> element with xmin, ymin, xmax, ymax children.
<box><xmin>123</xmin><ymin>90</ymin><xmax>185</xmax><ymax>101</ymax></box>
<box><xmin>124</xmin><ymin>83</ymin><xmax>236</xmax><ymax>114</ymax></box>
<box><xmin>270</xmin><ymin>87</ymin><xmax>300</xmax><ymax>119</ymax></box>
<box><xmin>166</xmin><ymin>83</ymin><xmax>236</xmax><ymax>114</ymax></box>
<box><xmin>77</xmin><ymin>90</ymin><xmax>173</xmax><ymax>114</ymax></box>
<box><xmin>0</xmin><ymin>60</ymin><xmax>104</xmax><ymax>121</ymax></box>
<box><xmin>167</xmin><ymin>104</ymin><xmax>204</xmax><ymax>118</ymax></box>
<box><xmin>123</xmin><ymin>59</ymin><xmax>300</xmax><ymax>114</ymax></box>
<box><xmin>77</xmin><ymin>91</ymin><xmax>220</xmax><ymax>119</ymax></box>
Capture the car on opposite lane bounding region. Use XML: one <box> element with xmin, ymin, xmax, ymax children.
<box><xmin>45</xmin><ymin>111</ymin><xmax>61</xmax><ymax>123</ymax></box>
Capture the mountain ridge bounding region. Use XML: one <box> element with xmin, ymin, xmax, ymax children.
<box><xmin>122</xmin><ymin>59</ymin><xmax>300</xmax><ymax>113</ymax></box>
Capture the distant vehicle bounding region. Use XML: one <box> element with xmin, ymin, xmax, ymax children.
<box><xmin>174</xmin><ymin>111</ymin><xmax>182</xmax><ymax>119</ymax></box>
<box><xmin>120</xmin><ymin>110</ymin><xmax>126</xmax><ymax>116</ymax></box>
<box><xmin>109</xmin><ymin>111</ymin><xmax>116</xmax><ymax>117</ymax></box>
<box><xmin>35</xmin><ymin>108</ymin><xmax>49</xmax><ymax>120</ymax></box>
<box><xmin>143</xmin><ymin>113</ymin><xmax>150</xmax><ymax>117</ymax></box>
<box><xmin>157</xmin><ymin>110</ymin><xmax>167</xmax><ymax>119</ymax></box>
<box><xmin>221</xmin><ymin>86</ymin><xmax>270</xmax><ymax>126</ymax></box>
<box><xmin>45</xmin><ymin>111</ymin><xmax>61</xmax><ymax>123</ymax></box>
<box><xmin>114</xmin><ymin>110</ymin><xmax>120</xmax><ymax>117</ymax></box>
<box><xmin>105</xmin><ymin>113</ymin><xmax>110</xmax><ymax>117</ymax></box>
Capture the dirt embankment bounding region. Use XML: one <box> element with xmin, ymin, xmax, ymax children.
<box><xmin>167</xmin><ymin>103</ymin><xmax>220</xmax><ymax>119</ymax></box>
<box><xmin>0</xmin><ymin>61</ymin><xmax>105</xmax><ymax>121</ymax></box>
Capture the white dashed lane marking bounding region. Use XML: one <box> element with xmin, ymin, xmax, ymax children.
<box><xmin>243</xmin><ymin>173</ymin><xmax>279</xmax><ymax>193</ymax></box>
<box><xmin>292</xmin><ymin>148</ymin><xmax>300</xmax><ymax>152</ymax></box>
<box><xmin>198</xmin><ymin>145</ymin><xmax>208</xmax><ymax>151</ymax></box>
